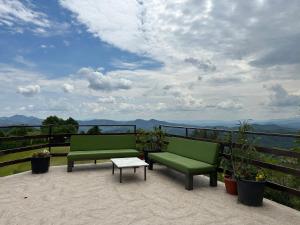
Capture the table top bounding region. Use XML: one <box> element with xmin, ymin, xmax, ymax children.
<box><xmin>111</xmin><ymin>157</ymin><xmax>148</xmax><ymax>168</ymax></box>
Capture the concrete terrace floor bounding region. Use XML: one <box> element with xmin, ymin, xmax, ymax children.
<box><xmin>1</xmin><ymin>163</ymin><xmax>299</xmax><ymax>225</ymax></box>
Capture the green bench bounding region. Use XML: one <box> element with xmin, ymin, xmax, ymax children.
<box><xmin>67</xmin><ymin>134</ymin><xmax>139</xmax><ymax>172</ymax></box>
<box><xmin>148</xmin><ymin>137</ymin><xmax>220</xmax><ymax>190</ymax></box>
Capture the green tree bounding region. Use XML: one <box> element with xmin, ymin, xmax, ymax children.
<box><xmin>0</xmin><ymin>130</ymin><xmax>6</xmax><ymax>137</ymax></box>
<box><xmin>8</xmin><ymin>127</ymin><xmax>31</xmax><ymax>136</ymax></box>
<box><xmin>42</xmin><ymin>116</ymin><xmax>79</xmax><ymax>134</ymax></box>
<box><xmin>191</xmin><ymin>129</ymin><xmax>208</xmax><ymax>139</ymax></box>
<box><xmin>87</xmin><ymin>126</ymin><xmax>101</xmax><ymax>134</ymax></box>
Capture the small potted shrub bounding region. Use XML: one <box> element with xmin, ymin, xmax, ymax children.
<box><xmin>221</xmin><ymin>158</ymin><xmax>237</xmax><ymax>195</ymax></box>
<box><xmin>138</xmin><ymin>127</ymin><xmax>167</xmax><ymax>163</ymax></box>
<box><xmin>232</xmin><ymin>121</ymin><xmax>266</xmax><ymax>206</ymax></box>
<box><xmin>31</xmin><ymin>149</ymin><xmax>51</xmax><ymax>174</ymax></box>
<box><xmin>221</xmin><ymin>131</ymin><xmax>237</xmax><ymax>195</ymax></box>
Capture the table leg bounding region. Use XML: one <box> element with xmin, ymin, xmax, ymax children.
<box><xmin>120</xmin><ymin>168</ymin><xmax>122</xmax><ymax>183</ymax></box>
<box><xmin>144</xmin><ymin>166</ymin><xmax>147</xmax><ymax>181</ymax></box>
<box><xmin>112</xmin><ymin>163</ymin><xmax>114</xmax><ymax>175</ymax></box>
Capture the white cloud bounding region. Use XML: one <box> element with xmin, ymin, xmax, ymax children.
<box><xmin>0</xmin><ymin>1</ymin><xmax>71</xmax><ymax>36</ymax></box>
<box><xmin>174</xmin><ymin>94</ymin><xmax>204</xmax><ymax>111</ymax></box>
<box><xmin>60</xmin><ymin>0</ymin><xmax>300</xmax><ymax>76</ymax></box>
<box><xmin>62</xmin><ymin>83</ymin><xmax>74</xmax><ymax>93</ymax></box>
<box><xmin>97</xmin><ymin>96</ymin><xmax>116</xmax><ymax>104</ymax></box>
<box><xmin>264</xmin><ymin>84</ymin><xmax>300</xmax><ymax>107</ymax></box>
<box><xmin>215</xmin><ymin>100</ymin><xmax>243</xmax><ymax>110</ymax></box>
<box><xmin>14</xmin><ymin>55</ymin><xmax>35</xmax><ymax>67</ymax></box>
<box><xmin>78</xmin><ymin>67</ymin><xmax>132</xmax><ymax>91</ymax></box>
<box><xmin>40</xmin><ymin>44</ymin><xmax>55</xmax><ymax>49</ymax></box>
<box><xmin>82</xmin><ymin>102</ymin><xmax>107</xmax><ymax>113</ymax></box>
<box><xmin>1</xmin><ymin>1</ymin><xmax>300</xmax><ymax>120</ymax></box>
<box><xmin>60</xmin><ymin>0</ymin><xmax>147</xmax><ymax>54</ymax></box>
<box><xmin>63</xmin><ymin>40</ymin><xmax>70</xmax><ymax>46</ymax></box>
<box><xmin>17</xmin><ymin>85</ymin><xmax>40</xmax><ymax>97</ymax></box>
<box><xmin>0</xmin><ymin>0</ymin><xmax>50</xmax><ymax>29</ymax></box>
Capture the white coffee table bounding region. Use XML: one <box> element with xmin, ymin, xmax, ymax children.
<box><xmin>111</xmin><ymin>157</ymin><xmax>149</xmax><ymax>183</ymax></box>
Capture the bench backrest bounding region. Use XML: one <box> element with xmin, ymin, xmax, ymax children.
<box><xmin>70</xmin><ymin>134</ymin><xmax>136</xmax><ymax>151</ymax></box>
<box><xmin>166</xmin><ymin>137</ymin><xmax>220</xmax><ymax>165</ymax></box>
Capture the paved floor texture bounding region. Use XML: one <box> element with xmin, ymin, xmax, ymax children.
<box><xmin>1</xmin><ymin>163</ymin><xmax>300</xmax><ymax>225</ymax></box>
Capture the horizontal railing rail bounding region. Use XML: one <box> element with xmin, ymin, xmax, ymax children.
<box><xmin>160</xmin><ymin>124</ymin><xmax>300</xmax><ymax>138</ymax></box>
<box><xmin>0</xmin><ymin>124</ymin><xmax>137</xmax><ymax>128</ymax></box>
<box><xmin>0</xmin><ymin>134</ymin><xmax>50</xmax><ymax>141</ymax></box>
<box><xmin>0</xmin><ymin>144</ymin><xmax>50</xmax><ymax>156</ymax></box>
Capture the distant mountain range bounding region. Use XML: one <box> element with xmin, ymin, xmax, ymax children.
<box><xmin>0</xmin><ymin>115</ymin><xmax>42</xmax><ymax>126</ymax></box>
<box><xmin>0</xmin><ymin>115</ymin><xmax>299</xmax><ymax>133</ymax></box>
<box><xmin>0</xmin><ymin>115</ymin><xmax>184</xmax><ymax>130</ymax></box>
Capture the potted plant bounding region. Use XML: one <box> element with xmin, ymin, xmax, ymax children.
<box><xmin>151</xmin><ymin>126</ymin><xmax>167</xmax><ymax>151</ymax></box>
<box><xmin>221</xmin><ymin>131</ymin><xmax>237</xmax><ymax>195</ymax></box>
<box><xmin>138</xmin><ymin>127</ymin><xmax>167</xmax><ymax>163</ymax></box>
<box><xmin>136</xmin><ymin>129</ymin><xmax>152</xmax><ymax>160</ymax></box>
<box><xmin>232</xmin><ymin>121</ymin><xmax>266</xmax><ymax>206</ymax></box>
<box><xmin>221</xmin><ymin>158</ymin><xmax>238</xmax><ymax>195</ymax></box>
<box><xmin>31</xmin><ymin>149</ymin><xmax>51</xmax><ymax>174</ymax></box>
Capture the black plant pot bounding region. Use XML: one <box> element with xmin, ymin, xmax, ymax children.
<box><xmin>31</xmin><ymin>157</ymin><xmax>50</xmax><ymax>174</ymax></box>
<box><xmin>237</xmin><ymin>179</ymin><xmax>266</xmax><ymax>206</ymax></box>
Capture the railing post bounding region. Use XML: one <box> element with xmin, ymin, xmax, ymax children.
<box><xmin>48</xmin><ymin>125</ymin><xmax>53</xmax><ymax>153</ymax></box>
<box><xmin>185</xmin><ymin>128</ymin><xmax>188</xmax><ymax>137</ymax></box>
<box><xmin>134</xmin><ymin>125</ymin><xmax>137</xmax><ymax>134</ymax></box>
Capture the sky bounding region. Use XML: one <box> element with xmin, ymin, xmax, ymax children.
<box><xmin>0</xmin><ymin>0</ymin><xmax>299</xmax><ymax>121</ymax></box>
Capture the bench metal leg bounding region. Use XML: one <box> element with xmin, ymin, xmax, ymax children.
<box><xmin>185</xmin><ymin>173</ymin><xmax>193</xmax><ymax>190</ymax></box>
<box><xmin>112</xmin><ymin>163</ymin><xmax>114</xmax><ymax>174</ymax></box>
<box><xmin>134</xmin><ymin>167</ymin><xmax>136</xmax><ymax>173</ymax></box>
<box><xmin>120</xmin><ymin>168</ymin><xmax>122</xmax><ymax>183</ymax></box>
<box><xmin>148</xmin><ymin>160</ymin><xmax>153</xmax><ymax>170</ymax></box>
<box><xmin>67</xmin><ymin>160</ymin><xmax>73</xmax><ymax>172</ymax></box>
<box><xmin>94</xmin><ymin>160</ymin><xmax>97</xmax><ymax>164</ymax></box>
<box><xmin>144</xmin><ymin>166</ymin><xmax>147</xmax><ymax>181</ymax></box>
<box><xmin>210</xmin><ymin>171</ymin><xmax>218</xmax><ymax>187</ymax></box>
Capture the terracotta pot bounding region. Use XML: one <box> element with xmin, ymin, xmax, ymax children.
<box><xmin>224</xmin><ymin>175</ymin><xmax>238</xmax><ymax>195</ymax></box>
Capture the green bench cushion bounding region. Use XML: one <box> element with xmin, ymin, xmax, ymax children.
<box><xmin>70</xmin><ymin>134</ymin><xmax>136</xmax><ymax>151</ymax></box>
<box><xmin>149</xmin><ymin>152</ymin><xmax>215</xmax><ymax>174</ymax></box>
<box><xmin>166</xmin><ymin>137</ymin><xmax>219</xmax><ymax>165</ymax></box>
<box><xmin>67</xmin><ymin>149</ymin><xmax>139</xmax><ymax>161</ymax></box>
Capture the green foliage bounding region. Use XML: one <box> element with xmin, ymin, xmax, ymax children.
<box><xmin>0</xmin><ymin>130</ymin><xmax>6</xmax><ymax>137</ymax></box>
<box><xmin>191</xmin><ymin>128</ymin><xmax>219</xmax><ymax>140</ymax></box>
<box><xmin>32</xmin><ymin>149</ymin><xmax>50</xmax><ymax>158</ymax></box>
<box><xmin>136</xmin><ymin>127</ymin><xmax>167</xmax><ymax>152</ymax></box>
<box><xmin>7</xmin><ymin>127</ymin><xmax>33</xmax><ymax>136</ymax></box>
<box><xmin>220</xmin><ymin>131</ymin><xmax>234</xmax><ymax>176</ymax></box>
<box><xmin>86</xmin><ymin>126</ymin><xmax>102</xmax><ymax>135</ymax></box>
<box><xmin>232</xmin><ymin>120</ymin><xmax>265</xmax><ymax>181</ymax></box>
<box><xmin>192</xmin><ymin>129</ymin><xmax>208</xmax><ymax>138</ymax></box>
<box><xmin>42</xmin><ymin>116</ymin><xmax>79</xmax><ymax>134</ymax></box>
<box><xmin>151</xmin><ymin>127</ymin><xmax>167</xmax><ymax>151</ymax></box>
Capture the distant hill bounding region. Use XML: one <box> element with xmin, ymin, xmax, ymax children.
<box><xmin>0</xmin><ymin>115</ymin><xmax>42</xmax><ymax>126</ymax></box>
<box><xmin>0</xmin><ymin>115</ymin><xmax>298</xmax><ymax>133</ymax></box>
<box><xmin>172</xmin><ymin>118</ymin><xmax>300</xmax><ymax>130</ymax></box>
<box><xmin>78</xmin><ymin>118</ymin><xmax>180</xmax><ymax>130</ymax></box>
<box><xmin>258</xmin><ymin>118</ymin><xmax>300</xmax><ymax>130</ymax></box>
<box><xmin>0</xmin><ymin>115</ymin><xmax>186</xmax><ymax>130</ymax></box>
